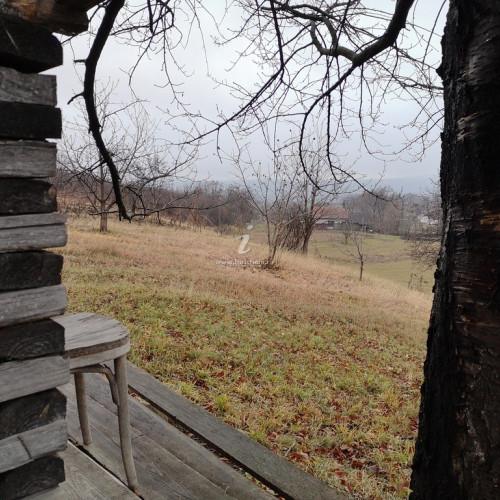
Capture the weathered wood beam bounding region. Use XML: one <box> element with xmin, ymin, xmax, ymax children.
<box><xmin>0</xmin><ymin>141</ymin><xmax>56</xmax><ymax>178</ymax></box>
<box><xmin>0</xmin><ymin>0</ymin><xmax>100</xmax><ymax>35</ymax></box>
<box><xmin>0</xmin><ymin>455</ymin><xmax>65</xmax><ymax>500</ymax></box>
<box><xmin>24</xmin><ymin>485</ymin><xmax>67</xmax><ymax>500</ymax></box>
<box><xmin>0</xmin><ymin>319</ymin><xmax>64</xmax><ymax>361</ymax></box>
<box><xmin>0</xmin><ymin>214</ymin><xmax>67</xmax><ymax>252</ymax></box>
<box><xmin>0</xmin><ymin>15</ymin><xmax>62</xmax><ymax>73</ymax></box>
<box><xmin>0</xmin><ymin>102</ymin><xmax>61</xmax><ymax>140</ymax></box>
<box><xmin>0</xmin><ymin>355</ymin><xmax>68</xmax><ymax>402</ymax></box>
<box><xmin>0</xmin><ymin>213</ymin><xmax>67</xmax><ymax>229</ymax></box>
<box><xmin>0</xmin><ymin>0</ymin><xmax>55</xmax><ymax>24</ymax></box>
<box><xmin>0</xmin><ymin>284</ymin><xmax>67</xmax><ymax>327</ymax></box>
<box><xmin>70</xmin><ymin>0</ymin><xmax>102</xmax><ymax>11</ymax></box>
<box><xmin>0</xmin><ymin>179</ymin><xmax>57</xmax><ymax>215</ymax></box>
<box><xmin>47</xmin><ymin>0</ymin><xmax>103</xmax><ymax>35</ymax></box>
<box><xmin>0</xmin><ymin>389</ymin><xmax>65</xmax><ymax>440</ymax></box>
<box><xmin>0</xmin><ymin>252</ymin><xmax>62</xmax><ymax>292</ymax></box>
<box><xmin>0</xmin><ymin>224</ymin><xmax>66</xmax><ymax>251</ymax></box>
<box><xmin>45</xmin><ymin>2</ymin><xmax>88</xmax><ymax>35</ymax></box>
<box><xmin>0</xmin><ymin>67</ymin><xmax>56</xmax><ymax>106</ymax></box>
<box><xmin>57</xmin><ymin>442</ymin><xmax>138</xmax><ymax>500</ymax></box>
<box><xmin>0</xmin><ymin>419</ymin><xmax>67</xmax><ymax>473</ymax></box>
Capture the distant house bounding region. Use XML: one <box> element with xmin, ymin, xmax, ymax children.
<box><xmin>314</xmin><ymin>206</ymin><xmax>349</xmax><ymax>230</ymax></box>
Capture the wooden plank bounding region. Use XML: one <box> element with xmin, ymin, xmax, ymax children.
<box><xmin>0</xmin><ymin>420</ymin><xmax>67</xmax><ymax>474</ymax></box>
<box><xmin>80</xmin><ymin>373</ymin><xmax>274</xmax><ymax>500</ymax></box>
<box><xmin>0</xmin><ymin>0</ymin><xmax>90</xmax><ymax>36</ymax></box>
<box><xmin>61</xmin><ymin>383</ymin><xmax>240</xmax><ymax>500</ymax></box>
<box><xmin>0</xmin><ymin>285</ymin><xmax>67</xmax><ymax>327</ymax></box>
<box><xmin>45</xmin><ymin>3</ymin><xmax>88</xmax><ymax>36</ymax></box>
<box><xmin>0</xmin><ymin>16</ymin><xmax>62</xmax><ymax>73</ymax></box>
<box><xmin>64</xmin><ymin>0</ymin><xmax>102</xmax><ymax>12</ymax></box>
<box><xmin>0</xmin><ymin>179</ymin><xmax>57</xmax><ymax>215</ymax></box>
<box><xmin>0</xmin><ymin>224</ymin><xmax>67</xmax><ymax>251</ymax></box>
<box><xmin>0</xmin><ymin>102</ymin><xmax>61</xmax><ymax>140</ymax></box>
<box><xmin>0</xmin><ymin>251</ymin><xmax>63</xmax><ymax>292</ymax></box>
<box><xmin>0</xmin><ymin>455</ymin><xmax>64</xmax><ymax>500</ymax></box>
<box><xmin>0</xmin><ymin>389</ymin><xmax>66</xmax><ymax>440</ymax></box>
<box><xmin>0</xmin><ymin>355</ymin><xmax>69</xmax><ymax>402</ymax></box>
<box><xmin>56</xmin><ymin>442</ymin><xmax>138</xmax><ymax>500</ymax></box>
<box><xmin>0</xmin><ymin>318</ymin><xmax>65</xmax><ymax>362</ymax></box>
<box><xmin>26</xmin><ymin>486</ymin><xmax>69</xmax><ymax>500</ymax></box>
<box><xmin>127</xmin><ymin>363</ymin><xmax>346</xmax><ymax>500</ymax></box>
<box><xmin>0</xmin><ymin>0</ymin><xmax>55</xmax><ymax>24</ymax></box>
<box><xmin>0</xmin><ymin>213</ymin><xmax>66</xmax><ymax>229</ymax></box>
<box><xmin>0</xmin><ymin>67</ymin><xmax>56</xmax><ymax>106</ymax></box>
<box><xmin>134</xmin><ymin>433</ymin><xmax>241</xmax><ymax>500</ymax></box>
<box><xmin>0</xmin><ymin>214</ymin><xmax>67</xmax><ymax>252</ymax></box>
<box><xmin>0</xmin><ymin>140</ymin><xmax>56</xmax><ymax>178</ymax></box>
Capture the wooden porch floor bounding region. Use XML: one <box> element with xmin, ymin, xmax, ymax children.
<box><xmin>38</xmin><ymin>364</ymin><xmax>346</xmax><ymax>499</ymax></box>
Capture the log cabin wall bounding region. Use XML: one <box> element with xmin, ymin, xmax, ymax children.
<box><xmin>0</xmin><ymin>11</ymin><xmax>69</xmax><ymax>499</ymax></box>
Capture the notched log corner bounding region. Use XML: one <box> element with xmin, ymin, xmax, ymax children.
<box><xmin>0</xmin><ymin>0</ymin><xmax>100</xmax><ymax>35</ymax></box>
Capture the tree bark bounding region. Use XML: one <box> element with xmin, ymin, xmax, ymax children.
<box><xmin>411</xmin><ymin>1</ymin><xmax>500</xmax><ymax>497</ymax></box>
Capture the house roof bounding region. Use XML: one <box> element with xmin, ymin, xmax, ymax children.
<box><xmin>313</xmin><ymin>206</ymin><xmax>349</xmax><ymax>220</ymax></box>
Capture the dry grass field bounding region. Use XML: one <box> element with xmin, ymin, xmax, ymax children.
<box><xmin>247</xmin><ymin>225</ymin><xmax>435</xmax><ymax>291</ymax></box>
<box><xmin>58</xmin><ymin>217</ymin><xmax>433</xmax><ymax>499</ymax></box>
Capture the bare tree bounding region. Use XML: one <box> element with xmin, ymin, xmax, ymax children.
<box><xmin>234</xmin><ymin>125</ymin><xmax>344</xmax><ymax>262</ymax></box>
<box><xmin>341</xmin><ymin>220</ymin><xmax>366</xmax><ymax>281</ymax></box>
<box><xmin>282</xmin><ymin>132</ymin><xmax>345</xmax><ymax>254</ymax></box>
<box><xmin>192</xmin><ymin>182</ymin><xmax>254</xmax><ymax>230</ymax></box>
<box><xmin>343</xmin><ymin>187</ymin><xmax>405</xmax><ymax>235</ymax></box>
<box><xmin>235</xmin><ymin>147</ymin><xmax>301</xmax><ymax>266</ymax></box>
<box><xmin>406</xmin><ymin>182</ymin><xmax>442</xmax><ymax>287</ymax></box>
<box><xmin>57</xmin><ymin>83</ymin><xmax>199</xmax><ymax>229</ymax></box>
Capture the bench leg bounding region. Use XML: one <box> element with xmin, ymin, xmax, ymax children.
<box><xmin>114</xmin><ymin>355</ymin><xmax>139</xmax><ymax>493</ymax></box>
<box><xmin>74</xmin><ymin>372</ymin><xmax>92</xmax><ymax>445</ymax></box>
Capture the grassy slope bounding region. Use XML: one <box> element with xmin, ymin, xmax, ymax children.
<box><xmin>309</xmin><ymin>232</ymin><xmax>435</xmax><ymax>290</ymax></box>
<box><xmin>59</xmin><ymin>218</ymin><xmax>432</xmax><ymax>499</ymax></box>
<box><xmin>246</xmin><ymin>226</ymin><xmax>435</xmax><ymax>290</ymax></box>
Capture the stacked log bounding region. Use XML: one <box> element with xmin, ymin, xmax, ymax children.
<box><xmin>0</xmin><ymin>13</ymin><xmax>69</xmax><ymax>499</ymax></box>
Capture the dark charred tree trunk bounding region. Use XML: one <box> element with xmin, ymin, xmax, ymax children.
<box><xmin>411</xmin><ymin>1</ymin><xmax>500</xmax><ymax>497</ymax></box>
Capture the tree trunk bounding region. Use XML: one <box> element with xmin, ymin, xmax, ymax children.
<box><xmin>100</xmin><ymin>199</ymin><xmax>107</xmax><ymax>233</ymax></box>
<box><xmin>99</xmin><ymin>161</ymin><xmax>107</xmax><ymax>233</ymax></box>
<box><xmin>411</xmin><ymin>1</ymin><xmax>500</xmax><ymax>497</ymax></box>
<box><xmin>301</xmin><ymin>227</ymin><xmax>312</xmax><ymax>255</ymax></box>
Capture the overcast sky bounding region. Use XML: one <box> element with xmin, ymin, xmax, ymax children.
<box><xmin>54</xmin><ymin>0</ymin><xmax>447</xmax><ymax>193</ymax></box>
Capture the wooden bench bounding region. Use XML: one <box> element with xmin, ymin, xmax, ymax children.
<box><xmin>53</xmin><ymin>312</ymin><xmax>139</xmax><ymax>493</ymax></box>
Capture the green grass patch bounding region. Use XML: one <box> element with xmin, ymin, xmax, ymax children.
<box><xmin>310</xmin><ymin>231</ymin><xmax>434</xmax><ymax>289</ymax></box>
